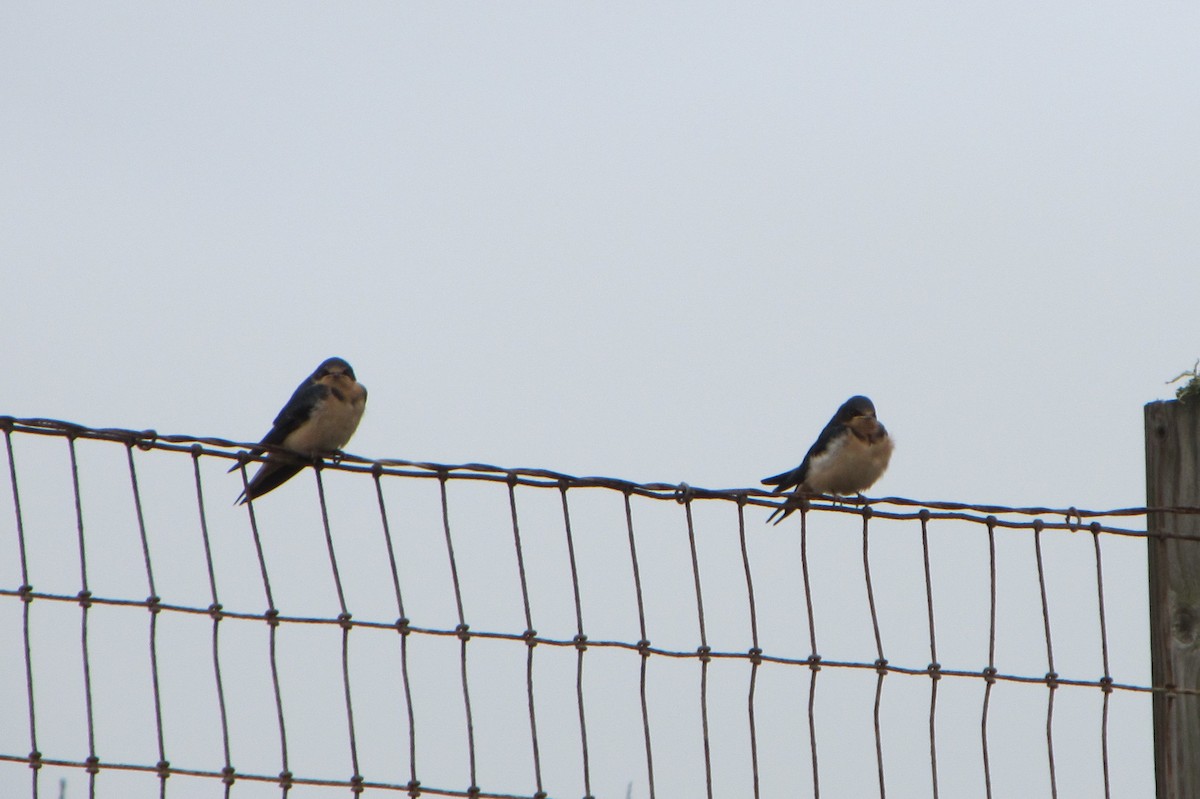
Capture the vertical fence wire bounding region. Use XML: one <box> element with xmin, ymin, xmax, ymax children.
<box><xmin>5</xmin><ymin>427</ymin><xmax>40</xmax><ymax>799</ymax></box>
<box><xmin>861</xmin><ymin>507</ymin><xmax>887</xmax><ymax>799</ymax></box>
<box><xmin>681</xmin><ymin>493</ymin><xmax>714</xmax><ymax>799</ymax></box>
<box><xmin>1032</xmin><ymin>519</ymin><xmax>1059</xmax><ymax>799</ymax></box>
<box><xmin>1090</xmin><ymin>522</ymin><xmax>1113</xmax><ymax>799</ymax></box>
<box><xmin>67</xmin><ymin>436</ymin><xmax>99</xmax><ymax>799</ymax></box>
<box><xmin>239</xmin><ymin>465</ymin><xmax>291</xmax><ymax>795</ymax></box>
<box><xmin>623</xmin><ymin>491</ymin><xmax>656</xmax><ymax>799</ymax></box>
<box><xmin>371</xmin><ymin>470</ymin><xmax>420</xmax><ymax>796</ymax></box>
<box><xmin>919</xmin><ymin>510</ymin><xmax>940</xmax><ymax>799</ymax></box>
<box><xmin>981</xmin><ymin>516</ymin><xmax>997</xmax><ymax>799</ymax></box>
<box><xmin>558</xmin><ymin>483</ymin><xmax>592</xmax><ymax>799</ymax></box>
<box><xmin>437</xmin><ymin>473</ymin><xmax>478</xmax><ymax>796</ymax></box>
<box><xmin>191</xmin><ymin>448</ymin><xmax>234</xmax><ymax>798</ymax></box>
<box><xmin>124</xmin><ymin>444</ymin><xmax>169</xmax><ymax>798</ymax></box>
<box><xmin>506</xmin><ymin>476</ymin><xmax>545</xmax><ymax>798</ymax></box>
<box><xmin>313</xmin><ymin>468</ymin><xmax>364</xmax><ymax>794</ymax></box>
<box><xmin>314</xmin><ymin>467</ymin><xmax>350</xmax><ymax>615</ymax></box>
<box><xmin>799</xmin><ymin>506</ymin><xmax>821</xmax><ymax>799</ymax></box>
<box><xmin>736</xmin><ymin>497</ymin><xmax>762</xmax><ymax>799</ymax></box>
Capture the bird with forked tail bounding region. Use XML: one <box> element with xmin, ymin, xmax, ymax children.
<box><xmin>762</xmin><ymin>395</ymin><xmax>893</xmax><ymax>524</ymax></box>
<box><xmin>234</xmin><ymin>357</ymin><xmax>367</xmax><ymax>504</ymax></box>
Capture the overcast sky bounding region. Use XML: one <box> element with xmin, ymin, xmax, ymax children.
<box><xmin>2</xmin><ymin>3</ymin><xmax>1198</xmax><ymax>798</ymax></box>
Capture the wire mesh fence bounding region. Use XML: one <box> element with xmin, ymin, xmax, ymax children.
<box><xmin>0</xmin><ymin>416</ymin><xmax>1191</xmax><ymax>798</ymax></box>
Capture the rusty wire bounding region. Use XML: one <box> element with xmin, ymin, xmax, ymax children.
<box><xmin>981</xmin><ymin>517</ymin><xmax>997</xmax><ymax>799</ymax></box>
<box><xmin>918</xmin><ymin>510</ymin><xmax>940</xmax><ymax>799</ymax></box>
<box><xmin>799</xmin><ymin>507</ymin><xmax>821</xmax><ymax>799</ymax></box>
<box><xmin>558</xmin><ymin>484</ymin><xmax>593</xmax><ymax>799</ymax></box>
<box><xmin>506</xmin><ymin>477</ymin><xmax>545</xmax><ymax>798</ymax></box>
<box><xmin>0</xmin><ymin>583</ymin><xmax>1177</xmax><ymax>692</ymax></box>
<box><xmin>1032</xmin><ymin>520</ymin><xmax>1058</xmax><ymax>799</ymax></box>
<box><xmin>735</xmin><ymin>498</ymin><xmax>761</xmax><ymax>799</ymax></box>
<box><xmin>623</xmin><ymin>490</ymin><xmax>656</xmax><ymax>799</ymax></box>
<box><xmin>190</xmin><ymin>447</ymin><xmax>234</xmax><ymax>799</ymax></box>
<box><xmin>2</xmin><ymin>416</ymin><xmax>1196</xmax><ymax>529</ymax></box>
<box><xmin>1</xmin><ymin>416</ymin><xmax>1195</xmax><ymax>799</ymax></box>
<box><xmin>4</xmin><ymin>425</ymin><xmax>39</xmax><ymax>799</ymax></box>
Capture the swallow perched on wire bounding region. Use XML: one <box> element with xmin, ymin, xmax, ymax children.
<box><xmin>234</xmin><ymin>357</ymin><xmax>367</xmax><ymax>504</ymax></box>
<box><xmin>761</xmin><ymin>395</ymin><xmax>893</xmax><ymax>524</ymax></box>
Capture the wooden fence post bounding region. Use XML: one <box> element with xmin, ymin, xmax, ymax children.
<box><xmin>1145</xmin><ymin>399</ymin><xmax>1200</xmax><ymax>799</ymax></box>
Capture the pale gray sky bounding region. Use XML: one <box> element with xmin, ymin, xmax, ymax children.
<box><xmin>2</xmin><ymin>3</ymin><xmax>1198</xmax><ymax>798</ymax></box>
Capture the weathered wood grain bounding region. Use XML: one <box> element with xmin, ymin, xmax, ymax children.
<box><xmin>1145</xmin><ymin>400</ymin><xmax>1200</xmax><ymax>799</ymax></box>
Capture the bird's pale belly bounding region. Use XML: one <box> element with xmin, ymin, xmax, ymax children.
<box><xmin>806</xmin><ymin>436</ymin><xmax>893</xmax><ymax>495</ymax></box>
<box><xmin>283</xmin><ymin>399</ymin><xmax>365</xmax><ymax>455</ymax></box>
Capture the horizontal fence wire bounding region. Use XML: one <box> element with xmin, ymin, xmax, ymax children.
<box><xmin>1</xmin><ymin>416</ymin><xmax>1198</xmax><ymax>799</ymax></box>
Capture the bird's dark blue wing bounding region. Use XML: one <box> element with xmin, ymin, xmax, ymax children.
<box><xmin>237</xmin><ymin>459</ymin><xmax>306</xmax><ymax>504</ymax></box>
<box><xmin>761</xmin><ymin>416</ymin><xmax>847</xmax><ymax>492</ymax></box>
<box><xmin>259</xmin><ymin>381</ymin><xmax>329</xmax><ymax>447</ymax></box>
<box><xmin>233</xmin><ymin>381</ymin><xmax>328</xmax><ymax>501</ymax></box>
<box><xmin>761</xmin><ymin>462</ymin><xmax>807</xmax><ymax>492</ymax></box>
<box><xmin>804</xmin><ymin>417</ymin><xmax>846</xmax><ymax>462</ymax></box>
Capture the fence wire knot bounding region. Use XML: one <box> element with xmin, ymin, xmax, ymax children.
<box><xmin>220</xmin><ymin>766</ymin><xmax>235</xmax><ymax>786</ymax></box>
<box><xmin>76</xmin><ymin>590</ymin><xmax>92</xmax><ymax>608</ymax></box>
<box><xmin>146</xmin><ymin>595</ymin><xmax>161</xmax><ymax>615</ymax></box>
<box><xmin>749</xmin><ymin>647</ymin><xmax>763</xmax><ymax>665</ymax></box>
<box><xmin>278</xmin><ymin>770</ymin><xmax>294</xmax><ymax>790</ymax></box>
<box><xmin>27</xmin><ymin>750</ymin><xmax>42</xmax><ymax>771</ymax></box>
<box><xmin>395</xmin><ymin>616</ymin><xmax>410</xmax><ymax>635</ymax></box>
<box><xmin>338</xmin><ymin>611</ymin><xmax>353</xmax><ymax>630</ymax></box>
<box><xmin>637</xmin><ymin>639</ymin><xmax>652</xmax><ymax>658</ymax></box>
<box><xmin>874</xmin><ymin>658</ymin><xmax>889</xmax><ymax>675</ymax></box>
<box><xmin>18</xmin><ymin>584</ymin><xmax>33</xmax><ymax>603</ymax></box>
<box><xmin>674</xmin><ymin>481</ymin><xmax>694</xmax><ymax>503</ymax></box>
<box><xmin>84</xmin><ymin>756</ymin><xmax>100</xmax><ymax>775</ymax></box>
<box><xmin>1066</xmin><ymin>507</ymin><xmax>1082</xmax><ymax>531</ymax></box>
<box><xmin>155</xmin><ymin>760</ymin><xmax>171</xmax><ymax>780</ymax></box>
<box><xmin>1045</xmin><ymin>671</ymin><xmax>1060</xmax><ymax>689</ymax></box>
<box><xmin>523</xmin><ymin>628</ymin><xmax>538</xmax><ymax>647</ymax></box>
<box><xmin>927</xmin><ymin>662</ymin><xmax>942</xmax><ymax>681</ymax></box>
<box><xmin>456</xmin><ymin>623</ymin><xmax>471</xmax><ymax>642</ymax></box>
<box><xmin>133</xmin><ymin>429</ymin><xmax>158</xmax><ymax>451</ymax></box>
<box><xmin>574</xmin><ymin>633</ymin><xmax>589</xmax><ymax>652</ymax></box>
<box><xmin>264</xmin><ymin>608</ymin><xmax>280</xmax><ymax>628</ymax></box>
<box><xmin>208</xmin><ymin>602</ymin><xmax>224</xmax><ymax>621</ymax></box>
<box><xmin>697</xmin><ymin>645</ymin><xmax>712</xmax><ymax>663</ymax></box>
<box><xmin>982</xmin><ymin>666</ymin><xmax>998</xmax><ymax>684</ymax></box>
<box><xmin>807</xmin><ymin>654</ymin><xmax>822</xmax><ymax>672</ymax></box>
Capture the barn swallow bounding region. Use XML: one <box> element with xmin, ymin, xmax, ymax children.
<box><xmin>235</xmin><ymin>357</ymin><xmax>367</xmax><ymax>504</ymax></box>
<box><xmin>761</xmin><ymin>395</ymin><xmax>893</xmax><ymax>524</ymax></box>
